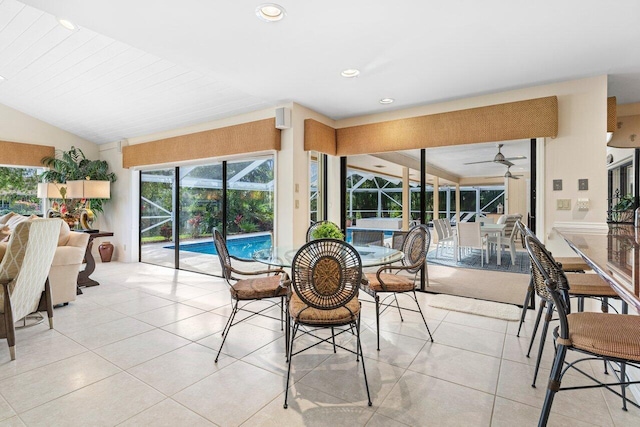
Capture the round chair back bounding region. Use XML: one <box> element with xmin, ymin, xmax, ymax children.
<box><xmin>292</xmin><ymin>239</ymin><xmax>362</xmax><ymax>310</ymax></box>
<box><xmin>213</xmin><ymin>229</ymin><xmax>231</xmax><ymax>280</ymax></box>
<box><xmin>402</xmin><ymin>224</ymin><xmax>430</xmax><ymax>274</ymax></box>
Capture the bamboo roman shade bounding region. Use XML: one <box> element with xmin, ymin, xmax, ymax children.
<box><xmin>607</xmin><ymin>96</ymin><xmax>617</xmax><ymax>133</ymax></box>
<box><xmin>0</xmin><ymin>140</ymin><xmax>54</xmax><ymax>167</ymax></box>
<box><xmin>304</xmin><ymin>119</ymin><xmax>337</xmax><ymax>155</ymax></box>
<box><xmin>123</xmin><ymin>118</ymin><xmax>280</xmax><ymax>168</ymax></box>
<box><xmin>334</xmin><ymin>96</ymin><xmax>558</xmax><ymax>156</ymax></box>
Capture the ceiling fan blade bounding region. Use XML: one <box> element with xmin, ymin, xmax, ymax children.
<box><xmin>463</xmin><ymin>160</ymin><xmax>495</xmax><ymax>165</ymax></box>
<box><xmin>496</xmin><ymin>159</ymin><xmax>514</xmax><ymax>167</ymax></box>
<box><xmin>504</xmin><ymin>156</ymin><xmax>527</xmax><ymax>161</ymax></box>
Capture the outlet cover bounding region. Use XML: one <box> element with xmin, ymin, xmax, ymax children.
<box><xmin>557</xmin><ymin>199</ymin><xmax>571</xmax><ymax>210</ymax></box>
<box><xmin>578</xmin><ymin>179</ymin><xmax>588</xmax><ymax>191</ymax></box>
<box><xmin>553</xmin><ymin>180</ymin><xmax>562</xmax><ymax>191</ymax></box>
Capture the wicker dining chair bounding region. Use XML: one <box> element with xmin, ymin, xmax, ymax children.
<box><xmin>525</xmin><ymin>235</ymin><xmax>640</xmax><ymax>426</ymax></box>
<box><xmin>361</xmin><ymin>224</ymin><xmax>433</xmax><ymax>351</ymax></box>
<box><xmin>213</xmin><ymin>229</ymin><xmax>288</xmax><ymax>363</ymax></box>
<box><xmin>391</xmin><ymin>231</ymin><xmax>408</xmax><ymax>251</ymax></box>
<box><xmin>284</xmin><ymin>238</ymin><xmax>371</xmax><ymax>408</ymax></box>
<box><xmin>352</xmin><ymin>230</ymin><xmax>385</xmax><ymax>247</ymax></box>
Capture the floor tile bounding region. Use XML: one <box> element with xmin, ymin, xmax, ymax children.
<box><xmin>173</xmin><ymin>361</ymin><xmax>283</xmax><ymax>426</ymax></box>
<box><xmin>128</xmin><ymin>343</ymin><xmax>234</xmax><ymax>395</ymax></box>
<box><xmin>197</xmin><ymin>322</ymin><xmax>283</xmax><ymax>360</ymax></box>
<box><xmin>118</xmin><ymin>398</ymin><xmax>215</xmax><ymax>426</ymax></box>
<box><xmin>365</xmin><ymin>413</ymin><xmax>410</xmax><ymax>426</ymax></box>
<box><xmin>108</xmin><ymin>295</ymin><xmax>175</xmax><ymax>316</ymax></box>
<box><xmin>0</xmin><ymin>396</ymin><xmax>15</xmax><ymax>422</ymax></box>
<box><xmin>161</xmin><ymin>312</ymin><xmax>229</xmax><ymax>341</ymax></box>
<box><xmin>408</xmin><ymin>342</ymin><xmax>501</xmax><ymax>394</ymax></box>
<box><xmin>65</xmin><ymin>317</ymin><xmax>155</xmax><ymax>349</ymax></box>
<box><xmin>377</xmin><ymin>369</ymin><xmax>494</xmax><ymax>426</ymax></box>
<box><xmin>133</xmin><ymin>303</ymin><xmax>204</xmax><ymax>327</ymax></box>
<box><xmin>491</xmin><ymin>396</ymin><xmax>596</xmax><ymax>427</ymax></box>
<box><xmin>0</xmin><ymin>352</ymin><xmax>120</xmax><ymax>413</ymax></box>
<box><xmin>244</xmin><ymin>382</ymin><xmax>375</xmax><ymax>426</ymax></box>
<box><xmin>443</xmin><ymin>310</ymin><xmax>509</xmax><ymax>333</ymax></box>
<box><xmin>432</xmin><ymin>321</ymin><xmax>505</xmax><ymax>358</ymax></box>
<box><xmin>94</xmin><ymin>329</ymin><xmax>190</xmax><ymax>370</ymax></box>
<box><xmin>0</xmin><ymin>417</ymin><xmax>25</xmax><ymax>427</ymax></box>
<box><xmin>358</xmin><ymin>327</ymin><xmax>427</xmax><ymax>368</ymax></box>
<box><xmin>19</xmin><ymin>372</ymin><xmax>164</xmax><ymax>427</ymax></box>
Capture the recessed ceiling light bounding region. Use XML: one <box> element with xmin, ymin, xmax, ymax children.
<box><xmin>341</xmin><ymin>69</ymin><xmax>360</xmax><ymax>78</ymax></box>
<box><xmin>57</xmin><ymin>18</ymin><xmax>77</xmax><ymax>31</ymax></box>
<box><xmin>379</xmin><ymin>98</ymin><xmax>394</xmax><ymax>104</ymax></box>
<box><xmin>255</xmin><ymin>4</ymin><xmax>286</xmax><ymax>22</ymax></box>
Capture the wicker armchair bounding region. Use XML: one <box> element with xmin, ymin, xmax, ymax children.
<box><xmin>525</xmin><ymin>234</ymin><xmax>640</xmax><ymax>426</ymax></box>
<box><xmin>213</xmin><ymin>229</ymin><xmax>288</xmax><ymax>363</ymax></box>
<box><xmin>284</xmin><ymin>239</ymin><xmax>371</xmax><ymax>408</ymax></box>
<box><xmin>361</xmin><ymin>224</ymin><xmax>433</xmax><ymax>351</ymax></box>
<box><xmin>0</xmin><ymin>219</ymin><xmax>60</xmax><ymax>360</ymax></box>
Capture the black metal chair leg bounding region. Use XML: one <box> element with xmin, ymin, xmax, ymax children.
<box><xmin>538</xmin><ymin>344</ymin><xmax>567</xmax><ymax>427</ymax></box>
<box><xmin>375</xmin><ymin>294</ymin><xmax>381</xmax><ymax>351</ymax></box>
<box><xmin>413</xmin><ymin>291</ymin><xmax>433</xmax><ymax>342</ymax></box>
<box><xmin>283</xmin><ymin>322</ymin><xmax>299</xmax><ymax>409</ymax></box>
<box><xmin>532</xmin><ymin>302</ymin><xmax>554</xmax><ymax>388</ymax></box>
<box><xmin>216</xmin><ymin>300</ymin><xmax>239</xmax><ymax>363</ymax></box>
<box><xmin>527</xmin><ymin>299</ymin><xmax>546</xmax><ymax>358</ymax></box>
<box><xmin>393</xmin><ymin>294</ymin><xmax>404</xmax><ymax>321</ymax></box>
<box><xmin>356</xmin><ymin>313</ymin><xmax>372</xmax><ymax>407</ymax></box>
<box><xmin>280</xmin><ymin>296</ymin><xmax>284</xmax><ymax>331</ymax></box>
<box><xmin>331</xmin><ymin>327</ymin><xmax>337</xmax><ymax>353</ymax></box>
<box><xmin>517</xmin><ymin>285</ymin><xmax>532</xmax><ymax>337</ymax></box>
<box><xmin>621</xmin><ymin>362</ymin><xmax>628</xmax><ymax>411</ymax></box>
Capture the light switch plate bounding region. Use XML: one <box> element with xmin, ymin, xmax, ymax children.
<box><xmin>553</xmin><ymin>179</ymin><xmax>562</xmax><ymax>191</ymax></box>
<box><xmin>557</xmin><ymin>199</ymin><xmax>571</xmax><ymax>210</ymax></box>
<box><xmin>577</xmin><ymin>198</ymin><xmax>589</xmax><ymax>211</ymax></box>
<box><xmin>578</xmin><ymin>179</ymin><xmax>588</xmax><ymax>191</ymax></box>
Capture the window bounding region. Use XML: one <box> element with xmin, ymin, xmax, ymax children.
<box><xmin>0</xmin><ymin>166</ymin><xmax>44</xmax><ymax>216</ymax></box>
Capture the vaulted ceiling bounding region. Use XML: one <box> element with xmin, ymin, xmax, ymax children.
<box><xmin>2</xmin><ymin>0</ymin><xmax>640</xmax><ymax>145</ymax></box>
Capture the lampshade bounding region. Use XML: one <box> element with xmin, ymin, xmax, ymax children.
<box><xmin>607</xmin><ymin>114</ymin><xmax>640</xmax><ymax>148</ymax></box>
<box><xmin>36</xmin><ymin>182</ymin><xmax>64</xmax><ymax>199</ymax></box>
<box><xmin>66</xmin><ymin>180</ymin><xmax>111</xmax><ymax>199</ymax></box>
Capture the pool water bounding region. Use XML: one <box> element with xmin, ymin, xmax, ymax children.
<box><xmin>166</xmin><ymin>234</ymin><xmax>272</xmax><ymax>259</ymax></box>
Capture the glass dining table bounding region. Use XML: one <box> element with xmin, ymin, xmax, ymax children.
<box><xmin>252</xmin><ymin>244</ymin><xmax>404</xmax><ymax>268</ymax></box>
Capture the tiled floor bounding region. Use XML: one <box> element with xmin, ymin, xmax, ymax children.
<box><xmin>0</xmin><ymin>262</ymin><xmax>637</xmax><ymax>426</ymax></box>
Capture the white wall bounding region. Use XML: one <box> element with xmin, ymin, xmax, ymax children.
<box><xmin>0</xmin><ymin>103</ymin><xmax>98</xmax><ymax>158</ymax></box>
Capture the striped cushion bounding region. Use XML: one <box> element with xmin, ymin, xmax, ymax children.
<box><xmin>365</xmin><ymin>272</ymin><xmax>414</xmax><ymax>292</ymax></box>
<box><xmin>565</xmin><ymin>313</ymin><xmax>640</xmax><ymax>361</ymax></box>
<box><xmin>289</xmin><ymin>293</ymin><xmax>360</xmax><ymax>325</ymax></box>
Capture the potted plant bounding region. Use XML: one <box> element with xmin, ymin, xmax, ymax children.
<box><xmin>40</xmin><ymin>146</ymin><xmax>116</xmax><ymax>223</ymax></box>
<box><xmin>311</xmin><ymin>221</ymin><xmax>345</xmax><ymax>240</ymax></box>
<box><xmin>610</xmin><ymin>193</ymin><xmax>635</xmax><ymax>223</ymax></box>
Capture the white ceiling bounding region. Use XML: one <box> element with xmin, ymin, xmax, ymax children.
<box><xmin>2</xmin><ymin>0</ymin><xmax>640</xmax><ymax>146</ymax></box>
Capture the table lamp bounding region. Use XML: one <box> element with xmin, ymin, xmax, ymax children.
<box><xmin>66</xmin><ymin>179</ymin><xmax>111</xmax><ymax>230</ymax></box>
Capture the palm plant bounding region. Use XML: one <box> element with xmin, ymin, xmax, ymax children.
<box><xmin>40</xmin><ymin>146</ymin><xmax>116</xmax><ymax>214</ymax></box>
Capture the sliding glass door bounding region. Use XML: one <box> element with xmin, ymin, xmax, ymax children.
<box><xmin>139</xmin><ymin>155</ymin><xmax>275</xmax><ymax>275</ymax></box>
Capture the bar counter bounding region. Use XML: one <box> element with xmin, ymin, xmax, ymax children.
<box><xmin>555</xmin><ymin>224</ymin><xmax>640</xmax><ymax>312</ymax></box>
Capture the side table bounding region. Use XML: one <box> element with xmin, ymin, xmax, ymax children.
<box><xmin>77</xmin><ymin>231</ymin><xmax>114</xmax><ymax>292</ymax></box>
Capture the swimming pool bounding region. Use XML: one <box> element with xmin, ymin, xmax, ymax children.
<box><xmin>166</xmin><ymin>234</ymin><xmax>272</xmax><ymax>259</ymax></box>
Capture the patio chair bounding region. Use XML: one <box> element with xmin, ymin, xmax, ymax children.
<box><xmin>284</xmin><ymin>238</ymin><xmax>371</xmax><ymax>408</ymax></box>
<box><xmin>213</xmin><ymin>229</ymin><xmax>288</xmax><ymax>363</ymax></box>
<box><xmin>391</xmin><ymin>231</ymin><xmax>408</xmax><ymax>250</ymax></box>
<box><xmin>352</xmin><ymin>230</ymin><xmax>384</xmax><ymax>247</ymax></box>
<box><xmin>525</xmin><ymin>234</ymin><xmax>640</xmax><ymax>426</ymax></box>
<box><xmin>487</xmin><ymin>219</ymin><xmax>519</xmax><ymax>265</ymax></box>
<box><xmin>433</xmin><ymin>219</ymin><xmax>454</xmax><ymax>258</ymax></box>
<box><xmin>361</xmin><ymin>224</ymin><xmax>433</xmax><ymax>350</ymax></box>
<box><xmin>455</xmin><ymin>222</ymin><xmax>488</xmax><ymax>266</ymax></box>
<box><xmin>0</xmin><ymin>219</ymin><xmax>60</xmax><ymax>360</ymax></box>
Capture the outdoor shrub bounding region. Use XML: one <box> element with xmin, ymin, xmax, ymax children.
<box><xmin>311</xmin><ymin>222</ymin><xmax>344</xmax><ymax>240</ymax></box>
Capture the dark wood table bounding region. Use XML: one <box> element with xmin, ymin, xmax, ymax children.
<box><xmin>77</xmin><ymin>231</ymin><xmax>114</xmax><ymax>292</ymax></box>
<box><xmin>556</xmin><ymin>224</ymin><xmax>640</xmax><ymax>312</ymax></box>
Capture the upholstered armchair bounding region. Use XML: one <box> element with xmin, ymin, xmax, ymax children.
<box><xmin>0</xmin><ymin>219</ymin><xmax>60</xmax><ymax>360</ymax></box>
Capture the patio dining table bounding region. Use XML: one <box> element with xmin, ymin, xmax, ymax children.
<box><xmin>252</xmin><ymin>244</ymin><xmax>404</xmax><ymax>269</ymax></box>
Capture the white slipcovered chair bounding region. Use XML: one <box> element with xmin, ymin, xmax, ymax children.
<box><xmin>0</xmin><ymin>219</ymin><xmax>61</xmax><ymax>360</ymax></box>
<box><xmin>455</xmin><ymin>222</ymin><xmax>488</xmax><ymax>266</ymax></box>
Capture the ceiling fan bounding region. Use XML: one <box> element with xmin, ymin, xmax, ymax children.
<box><xmin>484</xmin><ymin>165</ymin><xmax>524</xmax><ymax>180</ymax></box>
<box><xmin>464</xmin><ymin>143</ymin><xmax>527</xmax><ymax>167</ymax></box>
